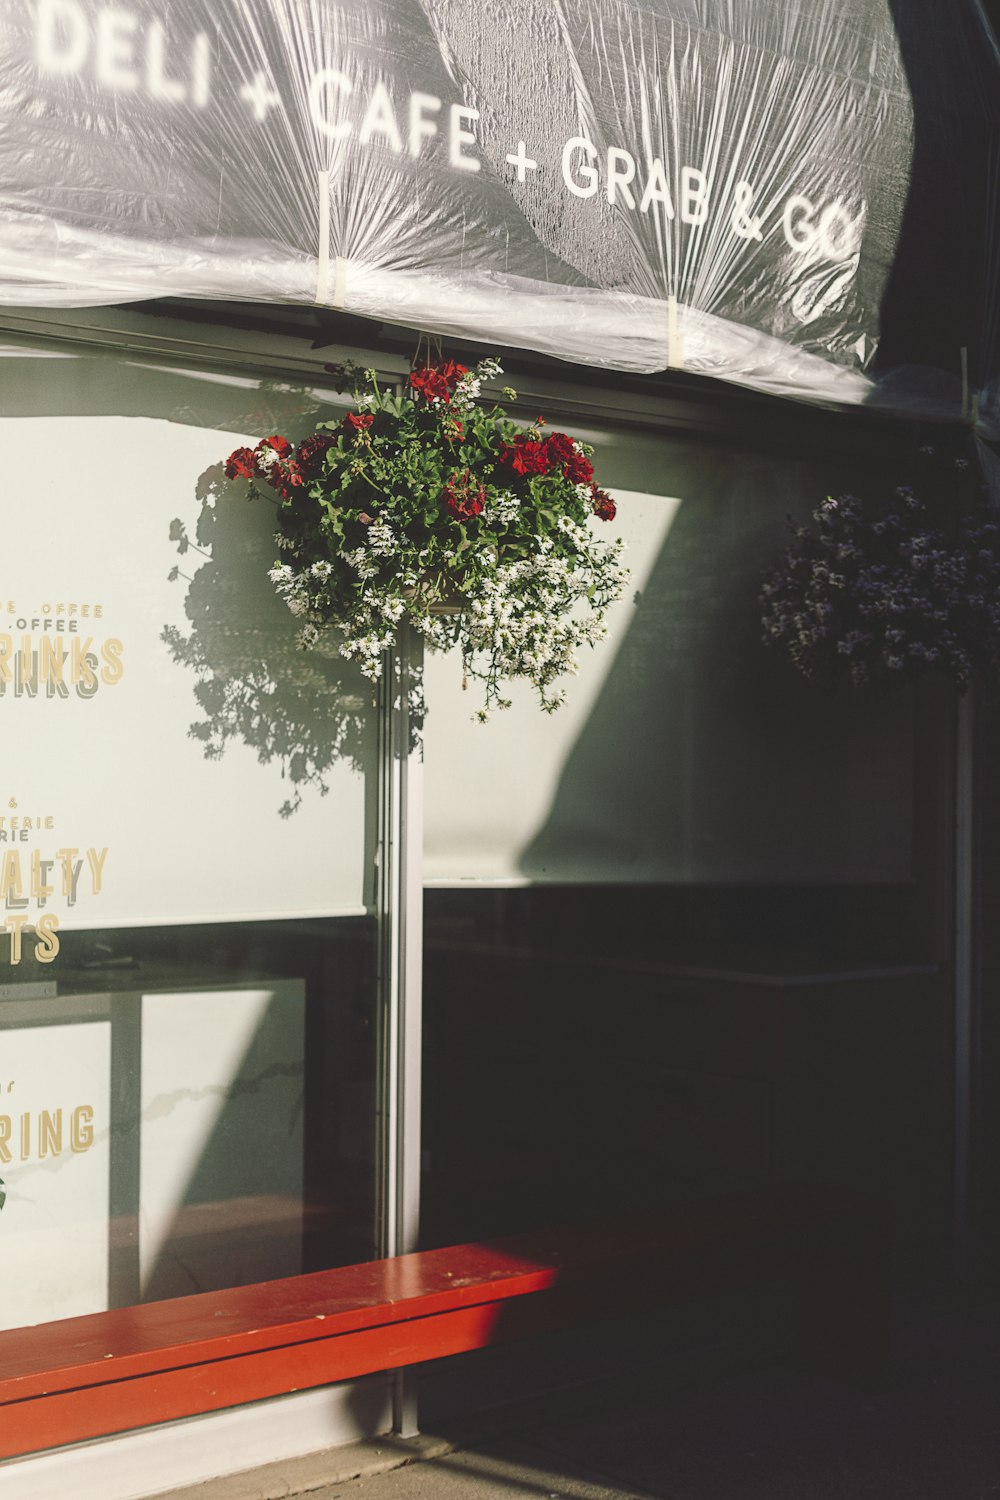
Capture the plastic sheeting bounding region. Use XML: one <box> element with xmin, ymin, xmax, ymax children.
<box><xmin>1</xmin><ymin>0</ymin><xmax>998</xmax><ymax>426</ymax></box>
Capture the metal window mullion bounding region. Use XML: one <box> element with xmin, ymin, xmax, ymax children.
<box><xmin>375</xmin><ymin>621</ymin><xmax>424</xmax><ymax>1436</ymax></box>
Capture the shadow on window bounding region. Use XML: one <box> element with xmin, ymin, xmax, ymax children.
<box><xmin>162</xmin><ymin>461</ymin><xmax>373</xmax><ymax>817</ymax></box>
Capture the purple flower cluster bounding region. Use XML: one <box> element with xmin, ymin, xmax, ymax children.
<box><xmin>760</xmin><ymin>491</ymin><xmax>1000</xmax><ymax>691</ymax></box>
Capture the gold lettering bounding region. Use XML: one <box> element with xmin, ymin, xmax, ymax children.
<box><xmin>70</xmin><ymin>638</ymin><xmax>96</xmax><ymax>686</ymax></box>
<box><xmin>39</xmin><ymin>636</ymin><xmax>67</xmax><ymax>684</ymax></box>
<box><xmin>0</xmin><ymin>851</ymin><xmax>22</xmax><ymax>900</ymax></box>
<box><xmin>71</xmin><ymin>1105</ymin><xmax>94</xmax><ymax>1153</ymax></box>
<box><xmin>86</xmin><ymin>847</ymin><xmax>108</xmax><ymax>894</ymax></box>
<box><xmin>39</xmin><ymin>1109</ymin><xmax>62</xmax><ymax>1158</ymax></box>
<box><xmin>34</xmin><ymin>912</ymin><xmax>60</xmax><ymax>964</ymax></box>
<box><xmin>100</xmin><ymin>638</ymin><xmax>124</xmax><ymax>685</ymax></box>
<box><xmin>54</xmin><ymin>848</ymin><xmax>78</xmax><ymax>898</ymax></box>
<box><xmin>0</xmin><ymin>1115</ymin><xmax>9</xmax><ymax>1164</ymax></box>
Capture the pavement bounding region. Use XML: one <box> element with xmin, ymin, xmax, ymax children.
<box><xmin>158</xmin><ymin>1298</ymin><xmax>1000</xmax><ymax>1500</ymax></box>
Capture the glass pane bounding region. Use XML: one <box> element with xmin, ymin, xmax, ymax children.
<box><xmin>424</xmin><ymin>425</ymin><xmax>915</xmax><ymax>887</ymax></box>
<box><xmin>0</xmin><ymin>339</ymin><xmax>380</xmax><ymax>1329</ymax></box>
<box><xmin>421</xmin><ymin>418</ymin><xmax>951</xmax><ymax>1268</ymax></box>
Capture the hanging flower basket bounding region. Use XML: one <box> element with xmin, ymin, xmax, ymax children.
<box><xmin>760</xmin><ymin>487</ymin><xmax>1000</xmax><ymax>692</ymax></box>
<box><xmin>224</xmin><ymin>357</ymin><xmax>628</xmax><ymax>716</ymax></box>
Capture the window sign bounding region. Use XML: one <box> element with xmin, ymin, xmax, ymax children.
<box><xmin>0</xmin><ymin>1012</ymin><xmax>111</xmax><ymax>1330</ymax></box>
<box><xmin>1</xmin><ymin>346</ymin><xmax>377</xmax><ymax>970</ymax></box>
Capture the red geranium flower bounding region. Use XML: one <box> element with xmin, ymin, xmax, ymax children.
<box><xmin>258</xmin><ymin>434</ymin><xmax>293</xmax><ymax>458</ymax></box>
<box><xmin>345</xmin><ymin>411</ymin><xmax>374</xmax><ymax>432</ymax></box>
<box><xmin>266</xmin><ymin>462</ymin><xmax>306</xmax><ymax>502</ymax></box>
<box><xmin>410</xmin><ymin>366</ymin><xmax>448</xmax><ymax>402</ymax></box>
<box><xmin>543</xmin><ymin>431</ymin><xmax>594</xmax><ymax>485</ymax></box>
<box><xmin>544</xmin><ymin>432</ymin><xmax>575</xmax><ymax>465</ymax></box>
<box><xmin>440</xmin><ymin>359</ymin><xmax>469</xmax><ymax>384</ymax></box>
<box><xmin>441</xmin><ymin>469</ymin><xmax>486</xmax><ymax>520</ymax></box>
<box><xmin>224</xmin><ymin>447</ymin><xmax>256</xmax><ymax>480</ymax></box>
<box><xmin>296</xmin><ymin>432</ymin><xmax>336</xmax><ymax>477</ymax></box>
<box><xmin>410</xmin><ymin>360</ymin><xmax>469</xmax><ymax>405</ymax></box>
<box><xmin>564</xmin><ymin>450</ymin><xmax>594</xmax><ymax>484</ymax></box>
<box><xmin>499</xmin><ymin>436</ymin><xmax>551</xmax><ymax>477</ymax></box>
<box><xmin>590</xmin><ymin>486</ymin><xmax>616</xmax><ymax>522</ymax></box>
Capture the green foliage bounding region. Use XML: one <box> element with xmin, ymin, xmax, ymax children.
<box><xmin>224</xmin><ymin>358</ymin><xmax>628</xmax><ymax>715</ymax></box>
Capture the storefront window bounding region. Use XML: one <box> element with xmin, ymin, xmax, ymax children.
<box><xmin>422</xmin><ymin>416</ymin><xmax>952</xmax><ymax>1278</ymax></box>
<box><xmin>0</xmin><ymin>338</ymin><xmax>380</xmax><ymax>1327</ymax></box>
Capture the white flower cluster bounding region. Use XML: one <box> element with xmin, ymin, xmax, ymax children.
<box><xmin>377</xmin><ymin>595</ymin><xmax>407</xmax><ymax>625</ymax></box>
<box><xmin>455</xmin><ymin>537</ymin><xmax>626</xmax><ymax>714</ymax></box>
<box><xmin>268</xmin><ymin>520</ymin><xmax>626</xmax><ymax>711</ymax></box>
<box><xmin>556</xmin><ymin>515</ymin><xmax>591</xmax><ymax>547</ymax></box>
<box><xmin>367</xmin><ymin>520</ymin><xmax>397</xmax><ymax>556</ymax></box>
<box><xmin>339</xmin><ymin>621</ymin><xmax>397</xmax><ymax>681</ymax></box>
<box><xmin>345</xmin><ymin>547</ymin><xmax>379</xmax><ymax>581</ymax></box>
<box><xmin>485</xmin><ymin>489</ymin><xmax>520</xmax><ymax>525</ymax></box>
<box><xmin>449</xmin><ymin>357</ymin><xmax>504</xmax><ymax>412</ymax></box>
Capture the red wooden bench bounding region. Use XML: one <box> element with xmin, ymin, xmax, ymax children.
<box><xmin>0</xmin><ymin>1187</ymin><xmax>890</xmax><ymax>1460</ymax></box>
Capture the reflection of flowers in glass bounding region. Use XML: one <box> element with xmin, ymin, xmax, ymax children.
<box><xmin>223</xmin><ymin>357</ymin><xmax>627</xmax><ymax>716</ymax></box>
<box><xmin>761</xmin><ymin>491</ymin><xmax>1000</xmax><ymax>691</ymax></box>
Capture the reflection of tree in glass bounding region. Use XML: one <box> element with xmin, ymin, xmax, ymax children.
<box><xmin>162</xmin><ymin>466</ymin><xmax>375</xmax><ymax>818</ymax></box>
